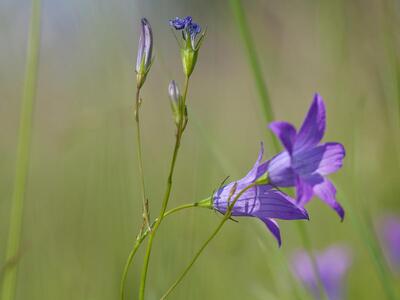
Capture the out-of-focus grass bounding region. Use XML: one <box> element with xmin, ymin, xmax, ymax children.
<box><xmin>1</xmin><ymin>0</ymin><xmax>400</xmax><ymax>299</ymax></box>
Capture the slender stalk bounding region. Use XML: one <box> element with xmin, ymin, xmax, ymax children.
<box><xmin>134</xmin><ymin>87</ymin><xmax>150</xmax><ymax>228</ymax></box>
<box><xmin>119</xmin><ymin>201</ymin><xmax>210</xmax><ymax>300</ymax></box>
<box><xmin>1</xmin><ymin>1</ymin><xmax>41</xmax><ymax>299</ymax></box>
<box><xmin>161</xmin><ymin>182</ymin><xmax>257</xmax><ymax>299</ymax></box>
<box><xmin>296</xmin><ymin>222</ymin><xmax>328</xmax><ymax>300</ymax></box>
<box><xmin>228</xmin><ymin>0</ymin><xmax>279</xmax><ymax>152</ymax></box>
<box><xmin>138</xmin><ymin>77</ymin><xmax>190</xmax><ymax>300</ymax></box>
<box><xmin>333</xmin><ymin>186</ymin><xmax>397</xmax><ymax>300</ymax></box>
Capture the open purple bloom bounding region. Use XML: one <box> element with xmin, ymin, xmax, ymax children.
<box><xmin>265</xmin><ymin>94</ymin><xmax>346</xmax><ymax>220</ymax></box>
<box><xmin>169</xmin><ymin>16</ymin><xmax>192</xmax><ymax>30</ymax></box>
<box><xmin>169</xmin><ymin>16</ymin><xmax>202</xmax><ymax>49</ymax></box>
<box><xmin>292</xmin><ymin>245</ymin><xmax>352</xmax><ymax>300</ymax></box>
<box><xmin>378</xmin><ymin>215</ymin><xmax>400</xmax><ymax>271</ymax></box>
<box><xmin>213</xmin><ymin>144</ymin><xmax>309</xmax><ymax>246</ymax></box>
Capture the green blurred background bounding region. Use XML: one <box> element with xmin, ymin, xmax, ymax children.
<box><xmin>1</xmin><ymin>0</ymin><xmax>400</xmax><ymax>299</ymax></box>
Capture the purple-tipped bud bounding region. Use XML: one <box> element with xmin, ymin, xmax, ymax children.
<box><xmin>169</xmin><ymin>16</ymin><xmax>205</xmax><ymax>78</ymax></box>
<box><xmin>136</xmin><ymin>18</ymin><xmax>153</xmax><ymax>88</ymax></box>
<box><xmin>168</xmin><ymin>80</ymin><xmax>181</xmax><ymax>124</ymax></box>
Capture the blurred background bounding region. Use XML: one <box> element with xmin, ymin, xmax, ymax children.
<box><xmin>1</xmin><ymin>0</ymin><xmax>400</xmax><ymax>299</ymax></box>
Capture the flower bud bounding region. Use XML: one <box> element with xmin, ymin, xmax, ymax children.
<box><xmin>136</xmin><ymin>18</ymin><xmax>153</xmax><ymax>88</ymax></box>
<box><xmin>168</xmin><ymin>80</ymin><xmax>181</xmax><ymax>124</ymax></box>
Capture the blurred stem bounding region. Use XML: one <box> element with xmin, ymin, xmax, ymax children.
<box><xmin>335</xmin><ymin>186</ymin><xmax>397</xmax><ymax>300</ymax></box>
<box><xmin>0</xmin><ymin>0</ymin><xmax>41</xmax><ymax>299</ymax></box>
<box><xmin>120</xmin><ymin>201</ymin><xmax>210</xmax><ymax>300</ymax></box>
<box><xmin>138</xmin><ymin>76</ymin><xmax>190</xmax><ymax>300</ymax></box>
<box><xmin>296</xmin><ymin>222</ymin><xmax>328</xmax><ymax>300</ymax></box>
<box><xmin>161</xmin><ymin>182</ymin><xmax>257</xmax><ymax>299</ymax></box>
<box><xmin>228</xmin><ymin>0</ymin><xmax>279</xmax><ymax>153</ymax></box>
<box><xmin>134</xmin><ymin>87</ymin><xmax>150</xmax><ymax>229</ymax></box>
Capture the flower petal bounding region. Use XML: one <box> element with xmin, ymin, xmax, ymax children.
<box><xmin>265</xmin><ymin>152</ymin><xmax>296</xmax><ymax>187</ymax></box>
<box><xmin>292</xmin><ymin>143</ymin><xmax>345</xmax><ymax>177</ymax></box>
<box><xmin>295</xmin><ymin>94</ymin><xmax>326</xmax><ymax>152</ymax></box>
<box><xmin>242</xmin><ymin>142</ymin><xmax>264</xmax><ymax>183</ymax></box>
<box><xmin>316</xmin><ymin>143</ymin><xmax>345</xmax><ymax>175</ymax></box>
<box><xmin>259</xmin><ymin>217</ymin><xmax>282</xmax><ymax>247</ymax></box>
<box><xmin>313</xmin><ymin>178</ymin><xmax>345</xmax><ymax>221</ymax></box>
<box><xmin>296</xmin><ymin>176</ymin><xmax>316</xmax><ymax>206</ymax></box>
<box><xmin>269</xmin><ymin>121</ymin><xmax>297</xmax><ymax>154</ymax></box>
<box><xmin>252</xmin><ymin>188</ymin><xmax>309</xmax><ymax>220</ymax></box>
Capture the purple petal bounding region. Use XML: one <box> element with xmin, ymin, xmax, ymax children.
<box><xmin>296</xmin><ymin>176</ymin><xmax>315</xmax><ymax>206</ymax></box>
<box><xmin>378</xmin><ymin>216</ymin><xmax>400</xmax><ymax>269</ymax></box>
<box><xmin>215</xmin><ymin>184</ymin><xmax>309</xmax><ymax>221</ymax></box>
<box><xmin>265</xmin><ymin>152</ymin><xmax>296</xmax><ymax>187</ymax></box>
<box><xmin>294</xmin><ymin>94</ymin><xmax>326</xmax><ymax>152</ymax></box>
<box><xmin>313</xmin><ymin>178</ymin><xmax>345</xmax><ymax>221</ymax></box>
<box><xmin>292</xmin><ymin>143</ymin><xmax>345</xmax><ymax>177</ymax></box>
<box><xmin>316</xmin><ymin>143</ymin><xmax>345</xmax><ymax>175</ymax></box>
<box><xmin>260</xmin><ymin>218</ymin><xmax>282</xmax><ymax>247</ymax></box>
<box><xmin>242</xmin><ymin>142</ymin><xmax>264</xmax><ymax>183</ymax></box>
<box><xmin>292</xmin><ymin>245</ymin><xmax>352</xmax><ymax>300</ymax></box>
<box><xmin>269</xmin><ymin>121</ymin><xmax>297</xmax><ymax>154</ymax></box>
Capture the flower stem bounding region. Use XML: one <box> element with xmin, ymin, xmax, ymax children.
<box><xmin>161</xmin><ymin>182</ymin><xmax>257</xmax><ymax>299</ymax></box>
<box><xmin>1</xmin><ymin>1</ymin><xmax>41</xmax><ymax>299</ymax></box>
<box><xmin>119</xmin><ymin>201</ymin><xmax>211</xmax><ymax>300</ymax></box>
<box><xmin>296</xmin><ymin>222</ymin><xmax>328</xmax><ymax>300</ymax></box>
<box><xmin>228</xmin><ymin>0</ymin><xmax>279</xmax><ymax>153</ymax></box>
<box><xmin>138</xmin><ymin>76</ymin><xmax>190</xmax><ymax>300</ymax></box>
<box><xmin>134</xmin><ymin>87</ymin><xmax>150</xmax><ymax>229</ymax></box>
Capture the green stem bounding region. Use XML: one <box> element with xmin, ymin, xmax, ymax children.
<box><xmin>296</xmin><ymin>222</ymin><xmax>328</xmax><ymax>300</ymax></box>
<box><xmin>161</xmin><ymin>182</ymin><xmax>257</xmax><ymax>299</ymax></box>
<box><xmin>138</xmin><ymin>77</ymin><xmax>190</xmax><ymax>300</ymax></box>
<box><xmin>228</xmin><ymin>0</ymin><xmax>279</xmax><ymax>153</ymax></box>
<box><xmin>336</xmin><ymin>186</ymin><xmax>397</xmax><ymax>300</ymax></box>
<box><xmin>135</xmin><ymin>87</ymin><xmax>150</xmax><ymax>228</ymax></box>
<box><xmin>119</xmin><ymin>201</ymin><xmax>210</xmax><ymax>300</ymax></box>
<box><xmin>1</xmin><ymin>1</ymin><xmax>41</xmax><ymax>299</ymax></box>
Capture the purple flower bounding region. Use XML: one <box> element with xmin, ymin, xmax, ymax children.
<box><xmin>265</xmin><ymin>94</ymin><xmax>346</xmax><ymax>220</ymax></box>
<box><xmin>136</xmin><ymin>18</ymin><xmax>153</xmax><ymax>88</ymax></box>
<box><xmin>378</xmin><ymin>215</ymin><xmax>400</xmax><ymax>271</ymax></box>
<box><xmin>169</xmin><ymin>16</ymin><xmax>202</xmax><ymax>50</ymax></box>
<box><xmin>292</xmin><ymin>245</ymin><xmax>352</xmax><ymax>300</ymax></box>
<box><xmin>169</xmin><ymin>16</ymin><xmax>192</xmax><ymax>30</ymax></box>
<box><xmin>213</xmin><ymin>144</ymin><xmax>309</xmax><ymax>246</ymax></box>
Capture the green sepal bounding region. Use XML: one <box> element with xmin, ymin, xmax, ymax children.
<box><xmin>181</xmin><ymin>48</ymin><xmax>198</xmax><ymax>78</ymax></box>
<box><xmin>255</xmin><ymin>172</ymin><xmax>269</xmax><ymax>185</ymax></box>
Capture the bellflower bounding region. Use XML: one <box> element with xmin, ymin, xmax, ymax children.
<box><xmin>136</xmin><ymin>18</ymin><xmax>153</xmax><ymax>88</ymax></box>
<box><xmin>292</xmin><ymin>245</ymin><xmax>352</xmax><ymax>300</ymax></box>
<box><xmin>378</xmin><ymin>215</ymin><xmax>400</xmax><ymax>271</ymax></box>
<box><xmin>265</xmin><ymin>94</ymin><xmax>346</xmax><ymax>220</ymax></box>
<box><xmin>169</xmin><ymin>16</ymin><xmax>205</xmax><ymax>77</ymax></box>
<box><xmin>211</xmin><ymin>143</ymin><xmax>309</xmax><ymax>246</ymax></box>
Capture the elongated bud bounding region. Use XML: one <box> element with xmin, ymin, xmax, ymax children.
<box><xmin>136</xmin><ymin>18</ymin><xmax>153</xmax><ymax>88</ymax></box>
<box><xmin>168</xmin><ymin>80</ymin><xmax>181</xmax><ymax>125</ymax></box>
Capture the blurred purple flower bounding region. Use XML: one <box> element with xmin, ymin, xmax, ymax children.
<box><xmin>292</xmin><ymin>245</ymin><xmax>352</xmax><ymax>300</ymax></box>
<box><xmin>264</xmin><ymin>94</ymin><xmax>346</xmax><ymax>220</ymax></box>
<box><xmin>379</xmin><ymin>215</ymin><xmax>400</xmax><ymax>271</ymax></box>
<box><xmin>213</xmin><ymin>143</ymin><xmax>309</xmax><ymax>246</ymax></box>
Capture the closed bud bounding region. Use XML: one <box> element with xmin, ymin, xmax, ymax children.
<box><xmin>136</xmin><ymin>18</ymin><xmax>153</xmax><ymax>88</ymax></box>
<box><xmin>168</xmin><ymin>80</ymin><xmax>181</xmax><ymax>124</ymax></box>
